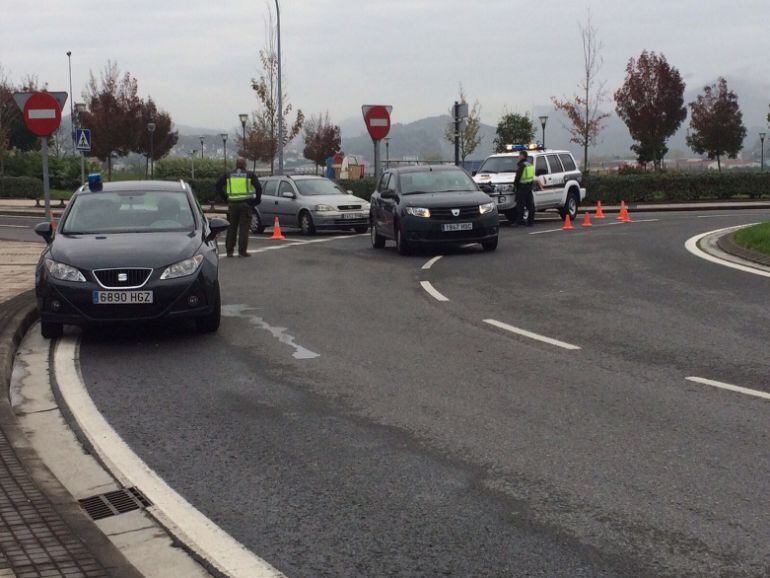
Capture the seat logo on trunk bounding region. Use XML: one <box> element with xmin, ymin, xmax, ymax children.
<box><xmin>451</xmin><ymin>209</ymin><xmax>460</xmax><ymax>217</ymax></box>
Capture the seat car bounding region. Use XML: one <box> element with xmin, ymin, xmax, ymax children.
<box><xmin>250</xmin><ymin>175</ymin><xmax>370</xmax><ymax>235</ymax></box>
<box><xmin>370</xmin><ymin>166</ymin><xmax>499</xmax><ymax>254</ymax></box>
<box><xmin>34</xmin><ymin>179</ymin><xmax>229</xmax><ymax>338</ymax></box>
<box><xmin>472</xmin><ymin>146</ymin><xmax>586</xmax><ymax>223</ymax></box>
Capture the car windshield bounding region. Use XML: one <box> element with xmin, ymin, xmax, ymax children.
<box><xmin>295</xmin><ymin>179</ymin><xmax>347</xmax><ymax>196</ymax></box>
<box><xmin>400</xmin><ymin>170</ymin><xmax>478</xmax><ymax>194</ymax></box>
<box><xmin>61</xmin><ymin>191</ymin><xmax>195</xmax><ymax>234</ymax></box>
<box><xmin>478</xmin><ymin>156</ymin><xmax>519</xmax><ymax>174</ymax></box>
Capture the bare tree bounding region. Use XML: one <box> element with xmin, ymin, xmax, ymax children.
<box><xmin>551</xmin><ymin>9</ymin><xmax>609</xmax><ymax>170</ymax></box>
<box><xmin>444</xmin><ymin>84</ymin><xmax>482</xmax><ymax>163</ymax></box>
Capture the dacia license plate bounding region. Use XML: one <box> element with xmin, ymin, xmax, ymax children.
<box><xmin>93</xmin><ymin>290</ymin><xmax>153</xmax><ymax>305</ymax></box>
<box><xmin>442</xmin><ymin>222</ymin><xmax>473</xmax><ymax>232</ymax></box>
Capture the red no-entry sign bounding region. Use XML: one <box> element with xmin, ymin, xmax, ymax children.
<box><xmin>22</xmin><ymin>92</ymin><xmax>63</xmax><ymax>137</ymax></box>
<box><xmin>362</xmin><ymin>105</ymin><xmax>392</xmax><ymax>141</ymax></box>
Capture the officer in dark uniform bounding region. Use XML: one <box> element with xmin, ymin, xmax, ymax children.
<box><xmin>216</xmin><ymin>158</ymin><xmax>261</xmax><ymax>257</ymax></box>
<box><xmin>513</xmin><ymin>151</ymin><xmax>535</xmax><ymax>226</ymax></box>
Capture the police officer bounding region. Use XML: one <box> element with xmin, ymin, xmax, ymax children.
<box><xmin>216</xmin><ymin>158</ymin><xmax>262</xmax><ymax>257</ymax></box>
<box><xmin>513</xmin><ymin>150</ymin><xmax>535</xmax><ymax>226</ymax></box>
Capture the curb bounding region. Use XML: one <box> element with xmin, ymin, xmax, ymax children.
<box><xmin>717</xmin><ymin>231</ymin><xmax>770</xmax><ymax>267</ymax></box>
<box><xmin>0</xmin><ymin>292</ymin><xmax>142</xmax><ymax>577</ymax></box>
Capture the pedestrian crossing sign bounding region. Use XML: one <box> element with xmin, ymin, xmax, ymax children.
<box><xmin>75</xmin><ymin>128</ymin><xmax>91</xmax><ymax>151</ymax></box>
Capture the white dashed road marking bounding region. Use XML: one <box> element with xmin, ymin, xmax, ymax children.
<box><xmin>422</xmin><ymin>256</ymin><xmax>443</xmax><ymax>270</ymax></box>
<box><xmin>483</xmin><ymin>319</ymin><xmax>581</xmax><ymax>351</ymax></box>
<box><xmin>685</xmin><ymin>377</ymin><xmax>770</xmax><ymax>401</ymax></box>
<box><xmin>420</xmin><ymin>281</ymin><xmax>450</xmax><ymax>302</ymax></box>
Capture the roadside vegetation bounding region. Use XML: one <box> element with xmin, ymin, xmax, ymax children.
<box><xmin>734</xmin><ymin>222</ymin><xmax>770</xmax><ymax>256</ymax></box>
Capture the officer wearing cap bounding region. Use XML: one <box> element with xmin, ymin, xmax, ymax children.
<box><xmin>216</xmin><ymin>158</ymin><xmax>262</xmax><ymax>257</ymax></box>
<box><xmin>513</xmin><ymin>151</ymin><xmax>535</xmax><ymax>226</ymax></box>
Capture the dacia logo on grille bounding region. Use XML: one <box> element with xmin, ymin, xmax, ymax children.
<box><xmin>451</xmin><ymin>209</ymin><xmax>460</xmax><ymax>217</ymax></box>
<box><xmin>118</xmin><ymin>273</ymin><xmax>128</xmax><ymax>282</ymax></box>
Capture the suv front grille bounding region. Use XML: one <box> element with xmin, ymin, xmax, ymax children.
<box><xmin>93</xmin><ymin>268</ymin><xmax>152</xmax><ymax>289</ymax></box>
<box><xmin>430</xmin><ymin>206</ymin><xmax>480</xmax><ymax>219</ymax></box>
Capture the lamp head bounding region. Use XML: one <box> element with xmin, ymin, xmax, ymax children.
<box><xmin>147</xmin><ymin>122</ymin><xmax>156</xmax><ymax>133</ymax></box>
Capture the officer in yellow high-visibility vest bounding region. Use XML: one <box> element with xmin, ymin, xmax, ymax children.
<box><xmin>513</xmin><ymin>150</ymin><xmax>535</xmax><ymax>226</ymax></box>
<box><xmin>216</xmin><ymin>158</ymin><xmax>262</xmax><ymax>257</ymax></box>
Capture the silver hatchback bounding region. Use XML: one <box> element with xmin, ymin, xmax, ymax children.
<box><xmin>251</xmin><ymin>176</ymin><xmax>370</xmax><ymax>235</ymax></box>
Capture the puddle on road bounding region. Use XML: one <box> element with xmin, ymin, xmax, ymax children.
<box><xmin>221</xmin><ymin>304</ymin><xmax>320</xmax><ymax>360</ymax></box>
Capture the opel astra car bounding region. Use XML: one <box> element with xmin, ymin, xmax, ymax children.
<box><xmin>370</xmin><ymin>166</ymin><xmax>499</xmax><ymax>254</ymax></box>
<box><xmin>251</xmin><ymin>175</ymin><xmax>370</xmax><ymax>235</ymax></box>
<box><xmin>34</xmin><ymin>179</ymin><xmax>229</xmax><ymax>338</ymax></box>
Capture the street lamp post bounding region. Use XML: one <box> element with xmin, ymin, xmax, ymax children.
<box><xmin>147</xmin><ymin>122</ymin><xmax>156</xmax><ymax>179</ymax></box>
<box><xmin>190</xmin><ymin>150</ymin><xmax>196</xmax><ymax>179</ymax></box>
<box><xmin>74</xmin><ymin>102</ymin><xmax>86</xmax><ymax>184</ymax></box>
<box><xmin>538</xmin><ymin>115</ymin><xmax>549</xmax><ymax>150</ymax></box>
<box><xmin>760</xmin><ymin>132</ymin><xmax>766</xmax><ymax>173</ymax></box>
<box><xmin>199</xmin><ymin>136</ymin><xmax>205</xmax><ymax>159</ymax></box>
<box><xmin>66</xmin><ymin>51</ymin><xmax>75</xmax><ymax>151</ymax></box>
<box><xmin>275</xmin><ymin>0</ymin><xmax>284</xmax><ymax>175</ymax></box>
<box><xmin>239</xmin><ymin>113</ymin><xmax>248</xmax><ymax>166</ymax></box>
<box><xmin>385</xmin><ymin>137</ymin><xmax>390</xmax><ymax>169</ymax></box>
<box><xmin>221</xmin><ymin>133</ymin><xmax>228</xmax><ymax>174</ymax></box>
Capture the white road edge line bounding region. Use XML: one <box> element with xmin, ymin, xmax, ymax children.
<box><xmin>684</xmin><ymin>224</ymin><xmax>770</xmax><ymax>278</ymax></box>
<box><xmin>420</xmin><ymin>281</ymin><xmax>449</xmax><ymax>302</ymax></box>
<box><xmin>483</xmin><ymin>319</ymin><xmax>581</xmax><ymax>351</ymax></box>
<box><xmin>53</xmin><ymin>337</ymin><xmax>285</xmax><ymax>578</ymax></box>
<box><xmin>422</xmin><ymin>255</ymin><xmax>443</xmax><ymax>270</ymax></box>
<box><xmin>0</xmin><ymin>224</ymin><xmax>30</xmax><ymax>228</ymax></box>
<box><xmin>685</xmin><ymin>377</ymin><xmax>770</xmax><ymax>401</ymax></box>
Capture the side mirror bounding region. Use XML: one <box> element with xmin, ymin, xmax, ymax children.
<box><xmin>471</xmin><ymin>171</ymin><xmax>477</xmax><ymax>177</ymax></box>
<box><xmin>380</xmin><ymin>190</ymin><xmax>393</xmax><ymax>199</ymax></box>
<box><xmin>34</xmin><ymin>222</ymin><xmax>54</xmax><ymax>244</ymax></box>
<box><xmin>206</xmin><ymin>217</ymin><xmax>229</xmax><ymax>242</ymax></box>
<box><xmin>281</xmin><ymin>191</ymin><xmax>296</xmax><ymax>199</ymax></box>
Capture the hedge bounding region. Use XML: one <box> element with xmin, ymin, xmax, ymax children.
<box><xmin>584</xmin><ymin>172</ymin><xmax>770</xmax><ymax>203</ymax></box>
<box><xmin>0</xmin><ymin>177</ymin><xmax>44</xmax><ymax>199</ymax></box>
<box><xmin>337</xmin><ymin>178</ymin><xmax>377</xmax><ymax>201</ymax></box>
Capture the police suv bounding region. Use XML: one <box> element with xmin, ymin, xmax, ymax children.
<box><xmin>473</xmin><ymin>145</ymin><xmax>586</xmax><ymax>223</ymax></box>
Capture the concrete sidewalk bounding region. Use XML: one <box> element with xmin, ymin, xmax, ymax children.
<box><xmin>0</xmin><ymin>242</ymin><xmax>132</xmax><ymax>577</ymax></box>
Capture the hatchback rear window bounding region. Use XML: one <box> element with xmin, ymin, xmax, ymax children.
<box><xmin>62</xmin><ymin>191</ymin><xmax>195</xmax><ymax>234</ymax></box>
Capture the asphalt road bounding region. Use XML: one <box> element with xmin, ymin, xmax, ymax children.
<box><xmin>50</xmin><ymin>210</ymin><xmax>770</xmax><ymax>576</ymax></box>
<box><xmin>0</xmin><ymin>214</ymin><xmax>46</xmax><ymax>243</ymax></box>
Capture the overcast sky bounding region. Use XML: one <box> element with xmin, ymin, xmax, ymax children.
<box><xmin>2</xmin><ymin>0</ymin><xmax>769</xmax><ymax>132</ymax></box>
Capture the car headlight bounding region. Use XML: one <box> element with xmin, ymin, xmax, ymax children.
<box><xmin>314</xmin><ymin>204</ymin><xmax>336</xmax><ymax>212</ymax></box>
<box><xmin>404</xmin><ymin>207</ymin><xmax>431</xmax><ymax>218</ymax></box>
<box><xmin>479</xmin><ymin>202</ymin><xmax>496</xmax><ymax>215</ymax></box>
<box><xmin>45</xmin><ymin>259</ymin><xmax>86</xmax><ymax>282</ymax></box>
<box><xmin>496</xmin><ymin>184</ymin><xmax>515</xmax><ymax>193</ymax></box>
<box><xmin>160</xmin><ymin>254</ymin><xmax>204</xmax><ymax>280</ymax></box>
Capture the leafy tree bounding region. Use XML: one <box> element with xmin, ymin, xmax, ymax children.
<box><xmin>493</xmin><ymin>113</ymin><xmax>535</xmax><ymax>153</ymax></box>
<box><xmin>551</xmin><ymin>10</ymin><xmax>609</xmax><ymax>170</ymax></box>
<box><xmin>0</xmin><ymin>68</ymin><xmax>39</xmax><ymax>158</ymax></box>
<box><xmin>614</xmin><ymin>51</ymin><xmax>687</xmax><ymax>170</ymax></box>
<box><xmin>80</xmin><ymin>61</ymin><xmax>142</xmax><ymax>180</ymax></box>
<box><xmin>686</xmin><ymin>78</ymin><xmax>746</xmax><ymax>173</ymax></box>
<box><xmin>248</xmin><ymin>9</ymin><xmax>304</xmax><ymax>174</ymax></box>
<box><xmin>303</xmin><ymin>112</ymin><xmax>341</xmax><ymax>174</ymax></box>
<box><xmin>444</xmin><ymin>84</ymin><xmax>482</xmax><ymax>162</ymax></box>
<box><xmin>133</xmin><ymin>97</ymin><xmax>178</xmax><ymax>175</ymax></box>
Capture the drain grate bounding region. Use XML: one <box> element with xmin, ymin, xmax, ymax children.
<box><xmin>79</xmin><ymin>487</ymin><xmax>152</xmax><ymax>520</ymax></box>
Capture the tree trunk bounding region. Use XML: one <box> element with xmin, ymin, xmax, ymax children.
<box><xmin>107</xmin><ymin>157</ymin><xmax>112</xmax><ymax>181</ymax></box>
<box><xmin>716</xmin><ymin>154</ymin><xmax>721</xmax><ymax>173</ymax></box>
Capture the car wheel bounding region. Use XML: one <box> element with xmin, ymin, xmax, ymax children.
<box><xmin>482</xmin><ymin>237</ymin><xmax>499</xmax><ymax>252</ymax></box>
<box><xmin>250</xmin><ymin>211</ymin><xmax>264</xmax><ymax>234</ymax></box>
<box><xmin>196</xmin><ymin>283</ymin><xmax>221</xmax><ymax>334</ymax></box>
<box><xmin>40</xmin><ymin>321</ymin><xmax>63</xmax><ymax>339</ymax></box>
<box><xmin>371</xmin><ymin>218</ymin><xmax>386</xmax><ymax>249</ymax></box>
<box><xmin>354</xmin><ymin>226</ymin><xmax>368</xmax><ymax>234</ymax></box>
<box><xmin>299</xmin><ymin>211</ymin><xmax>316</xmax><ymax>236</ymax></box>
<box><xmin>395</xmin><ymin>223</ymin><xmax>411</xmax><ymax>255</ymax></box>
<box><xmin>563</xmin><ymin>190</ymin><xmax>579</xmax><ymax>221</ymax></box>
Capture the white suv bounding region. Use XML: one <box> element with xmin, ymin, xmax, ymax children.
<box><xmin>472</xmin><ymin>147</ymin><xmax>586</xmax><ymax>223</ymax></box>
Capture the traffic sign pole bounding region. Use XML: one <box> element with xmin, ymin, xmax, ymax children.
<box><xmin>41</xmin><ymin>137</ymin><xmax>51</xmax><ymax>220</ymax></box>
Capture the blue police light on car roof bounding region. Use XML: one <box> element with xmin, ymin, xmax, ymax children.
<box><xmin>504</xmin><ymin>143</ymin><xmax>545</xmax><ymax>152</ymax></box>
<box><xmin>87</xmin><ymin>173</ymin><xmax>103</xmax><ymax>192</ymax></box>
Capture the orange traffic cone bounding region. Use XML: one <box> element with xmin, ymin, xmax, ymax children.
<box><xmin>581</xmin><ymin>212</ymin><xmax>592</xmax><ymax>227</ymax></box>
<box><xmin>270</xmin><ymin>216</ymin><xmax>286</xmax><ymax>240</ymax></box>
<box><xmin>562</xmin><ymin>214</ymin><xmax>574</xmax><ymax>231</ymax></box>
<box><xmin>622</xmin><ymin>205</ymin><xmax>632</xmax><ymax>222</ymax></box>
<box><xmin>595</xmin><ymin>200</ymin><xmax>605</xmax><ymax>219</ymax></box>
<box><xmin>617</xmin><ymin>201</ymin><xmax>627</xmax><ymax>221</ymax></box>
